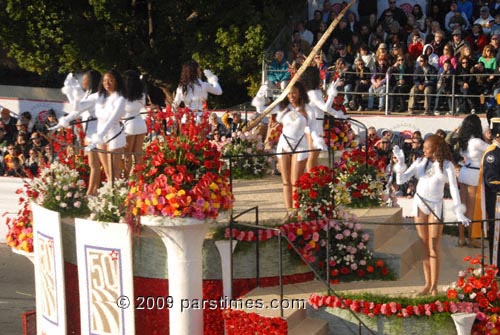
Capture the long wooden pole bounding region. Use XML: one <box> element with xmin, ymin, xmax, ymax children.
<box><xmin>244</xmin><ymin>0</ymin><xmax>357</xmax><ymax>131</ymax></box>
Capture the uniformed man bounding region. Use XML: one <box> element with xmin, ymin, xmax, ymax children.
<box><xmin>476</xmin><ymin>118</ymin><xmax>500</xmax><ymax>265</ymax></box>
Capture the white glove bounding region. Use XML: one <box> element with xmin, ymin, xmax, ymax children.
<box><xmin>312</xmin><ymin>135</ymin><xmax>327</xmax><ymax>151</ymax></box>
<box><xmin>84</xmin><ymin>142</ymin><xmax>97</xmax><ymax>152</ymax></box>
<box><xmin>392</xmin><ymin>145</ymin><xmax>405</xmax><ymax>164</ymax></box>
<box><xmin>91</xmin><ymin>133</ymin><xmax>104</xmax><ymax>145</ymax></box>
<box><xmin>456</xmin><ymin>212</ymin><xmax>471</xmax><ymax>227</ymax></box>
<box><xmin>327</xmin><ymin>83</ymin><xmax>338</xmax><ymax>98</ymax></box>
<box><xmin>332</xmin><ymin>109</ymin><xmax>347</xmax><ymax>119</ymax></box>
<box><xmin>61</xmin><ymin>73</ymin><xmax>84</xmax><ymax>105</ymax></box>
<box><xmin>48</xmin><ymin>124</ymin><xmax>63</xmax><ymax>132</ymax></box>
<box><xmin>203</xmin><ymin>69</ymin><xmax>218</xmax><ymax>84</ymax></box>
<box><xmin>58</xmin><ymin>116</ymin><xmax>70</xmax><ymax>128</ymax></box>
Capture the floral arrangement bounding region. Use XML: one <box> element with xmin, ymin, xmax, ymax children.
<box><xmin>129</xmin><ymin>106</ymin><xmax>234</xmax><ymax>220</ymax></box>
<box><xmin>293</xmin><ymin>165</ymin><xmax>350</xmax><ymax>220</ymax></box>
<box><xmin>224</xmin><ymin>212</ymin><xmax>394</xmax><ymax>282</ymax></box>
<box><xmin>323</xmin><ymin>101</ymin><xmax>357</xmax><ymax>151</ymax></box>
<box><xmin>29</xmin><ymin>161</ymin><xmax>88</xmax><ymax>217</ymax></box>
<box><xmin>222</xmin><ymin>309</ymin><xmax>287</xmax><ymax>334</ymax></box>
<box><xmin>88</xmin><ymin>179</ymin><xmax>129</xmax><ymax>222</ymax></box>
<box><xmin>446</xmin><ymin>256</ymin><xmax>500</xmax><ymax>334</ymax></box>
<box><xmin>5</xmin><ymin>189</ymin><xmax>33</xmax><ymax>252</ymax></box>
<box><xmin>222</xmin><ymin>131</ymin><xmax>269</xmax><ymax>179</ymax></box>
<box><xmin>335</xmin><ymin>149</ymin><xmax>387</xmax><ymax>208</ymax></box>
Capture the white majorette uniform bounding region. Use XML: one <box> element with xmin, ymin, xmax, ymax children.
<box><xmin>123</xmin><ymin>94</ymin><xmax>147</xmax><ymax>135</ymax></box>
<box><xmin>394</xmin><ymin>156</ymin><xmax>465</xmax><ymax>220</ymax></box>
<box><xmin>276</xmin><ymin>104</ymin><xmax>318</xmax><ymax>162</ymax></box>
<box><xmin>93</xmin><ymin>92</ymin><xmax>126</xmax><ymax>150</ymax></box>
<box><xmin>458</xmin><ymin>137</ymin><xmax>489</xmax><ymax>186</ymax></box>
<box><xmin>307</xmin><ymin>88</ymin><xmax>346</xmax><ymax>150</ymax></box>
<box><xmin>59</xmin><ymin>73</ymin><xmax>99</xmax><ymax>142</ymax></box>
<box><xmin>173</xmin><ymin>71</ymin><xmax>222</xmax><ymax>112</ymax></box>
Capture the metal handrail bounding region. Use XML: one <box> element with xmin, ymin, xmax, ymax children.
<box><xmin>228</xmin><ymin>213</ymin><xmax>377</xmax><ymax>334</ymax></box>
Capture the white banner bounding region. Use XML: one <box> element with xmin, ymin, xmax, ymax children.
<box><xmin>32</xmin><ymin>203</ymin><xmax>67</xmax><ymax>335</ymax></box>
<box><xmin>75</xmin><ymin>219</ymin><xmax>135</xmax><ymax>335</ymax></box>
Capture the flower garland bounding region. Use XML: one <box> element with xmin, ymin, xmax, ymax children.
<box><xmin>224</xmin><ymin>213</ymin><xmax>393</xmax><ymax>282</ymax></box>
<box><xmin>308</xmin><ymin>293</ymin><xmax>479</xmax><ymax>318</ymax></box>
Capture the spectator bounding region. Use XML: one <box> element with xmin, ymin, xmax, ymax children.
<box><xmin>408</xmin><ymin>54</ymin><xmax>438</xmax><ymax>115</ymax></box>
<box><xmin>429</xmin><ymin>29</ymin><xmax>446</xmax><ymax>56</ymax></box>
<box><xmin>478</xmin><ymin>44</ymin><xmax>498</xmax><ymax>71</ymax></box>
<box><xmin>388</xmin><ymin>54</ymin><xmax>411</xmax><ymax>113</ymax></box>
<box><xmin>474</xmin><ymin>6</ymin><xmax>494</xmax><ymax>36</ymax></box>
<box><xmin>457</xmin><ymin>0</ymin><xmax>473</xmax><ymax>23</ymax></box>
<box><xmin>445</xmin><ymin>2</ymin><xmax>469</xmax><ymax>33</ymax></box>
<box><xmin>422</xmin><ymin>44</ymin><xmax>439</xmax><ymax>70</ymax></box>
<box><xmin>490</xmin><ymin>13</ymin><xmax>500</xmax><ymax>37</ymax></box>
<box><xmin>291</xmin><ymin>30</ymin><xmax>311</xmax><ymax>56</ymax></box>
<box><xmin>0</xmin><ymin>127</ymin><xmax>8</xmax><ymax>154</ymax></box>
<box><xmin>0</xmin><ymin>108</ymin><xmax>17</xmax><ymax>144</ymax></box>
<box><xmin>365</xmin><ymin>126</ymin><xmax>380</xmax><ymax>150</ymax></box>
<box><xmin>333</xmin><ymin>19</ymin><xmax>353</xmax><ymax>47</ymax></box>
<box><xmin>412</xmin><ymin>4</ymin><xmax>426</xmax><ymax>31</ymax></box>
<box><xmin>268</xmin><ymin>50</ymin><xmax>291</xmax><ymax>91</ymax></box>
<box><xmin>312</xmin><ymin>51</ymin><xmax>330</xmax><ymax>88</ymax></box>
<box><xmin>349</xmin><ymin>32</ymin><xmax>362</xmax><ymax>56</ymax></box>
<box><xmin>438</xmin><ymin>44</ymin><xmax>458</xmax><ymax>70</ymax></box>
<box><xmin>407</xmin><ymin>23</ymin><xmax>426</xmax><ymax>48</ymax></box>
<box><xmin>378</xmin><ymin>0</ymin><xmax>407</xmax><ymax>28</ymax></box>
<box><xmin>375</xmin><ymin>43</ymin><xmax>392</xmax><ymax>64</ymax></box>
<box><xmin>429</xmin><ymin>4</ymin><xmax>445</xmax><ymax>29</ymax></box>
<box><xmin>227</xmin><ymin>111</ymin><xmax>246</xmax><ymax>136</ymax></box>
<box><xmin>306</xmin><ymin>10</ymin><xmax>323</xmax><ymax>35</ymax></box>
<box><xmin>368</xmin><ymin>23</ymin><xmax>387</xmax><ymax>52</ymax></box>
<box><xmin>41</xmin><ymin>109</ymin><xmax>58</xmax><ymax>133</ymax></box>
<box><xmin>357</xmin><ymin>1</ymin><xmax>378</xmax><ymax>25</ymax></box>
<box><xmin>350</xmin><ymin>58</ymin><xmax>372</xmax><ymax>111</ymax></box>
<box><xmin>470</xmin><ymin>61</ymin><xmax>494</xmax><ymax>113</ymax></box>
<box><xmin>433</xmin><ymin>59</ymin><xmax>455</xmax><ymax>115</ymax></box>
<box><xmin>19</xmin><ymin>111</ymin><xmax>35</xmax><ymax>135</ymax></box>
<box><xmin>359</xmin><ymin>24</ymin><xmax>372</xmax><ymax>45</ymax></box>
<box><xmin>29</xmin><ymin>131</ymin><xmax>46</xmax><ymax>151</ymax></box>
<box><xmin>208</xmin><ymin>112</ymin><xmax>227</xmax><ymax>139</ymax></box>
<box><xmin>451</xmin><ymin>29</ymin><xmax>468</xmax><ymax>58</ymax></box>
<box><xmin>458</xmin><ymin>44</ymin><xmax>475</xmax><ymax>64</ymax></box>
<box><xmin>465</xmin><ymin>24</ymin><xmax>489</xmax><ymax>59</ymax></box>
<box><xmin>455</xmin><ymin>56</ymin><xmax>475</xmax><ymax>114</ymax></box>
<box><xmin>357</xmin><ymin>44</ymin><xmax>376</xmax><ymax>72</ymax></box>
<box><xmin>6</xmin><ymin>156</ymin><xmax>25</xmax><ymax>177</ymax></box>
<box><xmin>408</xmin><ymin>34</ymin><xmax>424</xmax><ymax>62</ymax></box>
<box><xmin>24</xmin><ymin>147</ymin><xmax>42</xmax><ymax>176</ymax></box>
<box><xmin>296</xmin><ymin>21</ymin><xmax>314</xmax><ymax>46</ymax></box>
<box><xmin>490</xmin><ymin>34</ymin><xmax>500</xmax><ymax>62</ymax></box>
<box><xmin>491</xmin><ymin>0</ymin><xmax>500</xmax><ymax>17</ymax></box>
<box><xmin>368</xmin><ymin>55</ymin><xmax>389</xmax><ymax>111</ymax></box>
<box><xmin>287</xmin><ymin>42</ymin><xmax>306</xmax><ymax>64</ymax></box>
<box><xmin>346</xmin><ymin>11</ymin><xmax>360</xmax><ymax>33</ymax></box>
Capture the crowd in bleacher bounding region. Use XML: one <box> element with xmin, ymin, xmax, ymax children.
<box><xmin>0</xmin><ymin>107</ymin><xmax>59</xmax><ymax>177</ymax></box>
<box><xmin>268</xmin><ymin>0</ymin><xmax>500</xmax><ymax>115</ymax></box>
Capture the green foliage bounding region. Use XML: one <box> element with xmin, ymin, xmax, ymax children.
<box><xmin>0</xmin><ymin>0</ymin><xmax>303</xmax><ymax>105</ymax></box>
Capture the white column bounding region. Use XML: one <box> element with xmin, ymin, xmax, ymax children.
<box><xmin>214</xmin><ymin>240</ymin><xmax>237</xmax><ymax>299</ymax></box>
<box><xmin>451</xmin><ymin>312</ymin><xmax>477</xmax><ymax>335</ymax></box>
<box><xmin>142</xmin><ymin>216</ymin><xmax>210</xmax><ymax>335</ymax></box>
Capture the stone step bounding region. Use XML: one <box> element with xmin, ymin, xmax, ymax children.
<box><xmin>373</xmin><ymin>227</ymin><xmax>422</xmax><ymax>278</ymax></box>
<box><xmin>288</xmin><ymin>316</ymin><xmax>329</xmax><ymax>335</ymax></box>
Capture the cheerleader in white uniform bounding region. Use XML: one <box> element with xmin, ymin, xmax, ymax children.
<box><xmin>57</xmin><ymin>70</ymin><xmax>102</xmax><ymax>195</ymax></box>
<box><xmin>173</xmin><ymin>60</ymin><xmax>222</xmax><ymax>122</ymax></box>
<box><xmin>122</xmin><ymin>70</ymin><xmax>147</xmax><ymax>178</ymax></box>
<box><xmin>392</xmin><ymin>135</ymin><xmax>470</xmax><ymax>296</ymax></box>
<box><xmin>276</xmin><ymin>82</ymin><xmax>321</xmax><ymax>219</ymax></box>
<box><xmin>86</xmin><ymin>69</ymin><xmax>126</xmax><ymax>182</ymax></box>
<box><xmin>299</xmin><ymin>66</ymin><xmax>347</xmax><ymax>171</ymax></box>
<box><xmin>455</xmin><ymin>114</ymin><xmax>489</xmax><ymax>246</ymax></box>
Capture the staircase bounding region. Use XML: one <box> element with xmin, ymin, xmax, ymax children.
<box><xmin>238</xmin><ymin>207</ymin><xmax>424</xmax><ymax>334</ymax></box>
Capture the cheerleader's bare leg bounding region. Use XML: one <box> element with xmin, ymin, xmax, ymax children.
<box><xmin>415</xmin><ymin>209</ymin><xmax>431</xmax><ymax>295</ymax></box>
